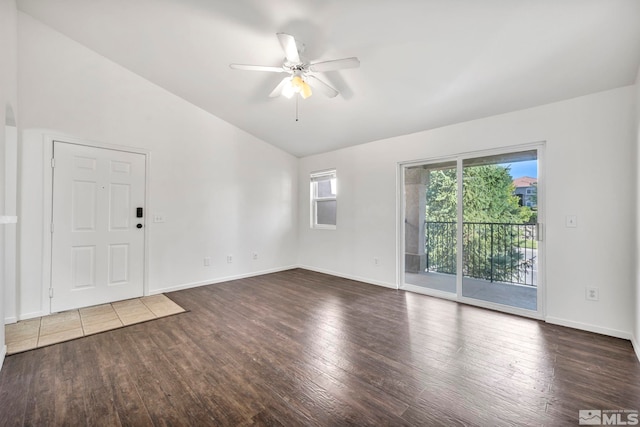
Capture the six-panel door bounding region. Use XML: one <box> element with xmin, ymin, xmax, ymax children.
<box><xmin>51</xmin><ymin>142</ymin><xmax>145</xmax><ymax>312</ymax></box>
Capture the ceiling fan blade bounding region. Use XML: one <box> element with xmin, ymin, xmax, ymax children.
<box><xmin>229</xmin><ymin>63</ymin><xmax>284</xmax><ymax>73</ymax></box>
<box><xmin>276</xmin><ymin>33</ymin><xmax>301</xmax><ymax>63</ymax></box>
<box><xmin>309</xmin><ymin>57</ymin><xmax>360</xmax><ymax>73</ymax></box>
<box><xmin>306</xmin><ymin>75</ymin><xmax>339</xmax><ymax>98</ymax></box>
<box><xmin>269</xmin><ymin>77</ymin><xmax>291</xmax><ymax>98</ymax></box>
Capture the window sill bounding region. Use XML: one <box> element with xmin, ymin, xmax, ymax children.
<box><xmin>312</xmin><ymin>225</ymin><xmax>336</xmax><ymax>230</ymax></box>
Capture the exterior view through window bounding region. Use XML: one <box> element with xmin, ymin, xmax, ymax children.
<box><xmin>310</xmin><ymin>169</ymin><xmax>337</xmax><ymax>228</ymax></box>
<box><xmin>403</xmin><ymin>148</ymin><xmax>541</xmax><ymax>314</ymax></box>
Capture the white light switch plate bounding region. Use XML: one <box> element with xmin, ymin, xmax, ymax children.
<box><xmin>566</xmin><ymin>215</ymin><xmax>577</xmax><ymax>228</ymax></box>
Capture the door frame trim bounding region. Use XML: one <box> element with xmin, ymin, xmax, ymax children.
<box><xmin>42</xmin><ymin>133</ymin><xmax>150</xmax><ymax>315</ymax></box>
<box><xmin>396</xmin><ymin>141</ymin><xmax>546</xmax><ymax>320</ymax></box>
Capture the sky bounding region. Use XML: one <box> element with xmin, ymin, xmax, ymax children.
<box><xmin>502</xmin><ymin>160</ymin><xmax>537</xmax><ymax>178</ymax></box>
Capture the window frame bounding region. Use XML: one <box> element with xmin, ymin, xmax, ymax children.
<box><xmin>310</xmin><ymin>169</ymin><xmax>337</xmax><ymax>229</ymax></box>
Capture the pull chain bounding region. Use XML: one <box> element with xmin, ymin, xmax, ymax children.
<box><xmin>295</xmin><ymin>94</ymin><xmax>299</xmax><ymax>122</ymax></box>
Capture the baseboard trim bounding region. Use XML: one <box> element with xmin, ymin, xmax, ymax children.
<box><xmin>17</xmin><ymin>311</ymin><xmax>47</xmax><ymax>322</ymax></box>
<box><xmin>632</xmin><ymin>334</ymin><xmax>640</xmax><ymax>363</ymax></box>
<box><xmin>4</xmin><ymin>316</ymin><xmax>17</xmax><ymax>325</ymax></box>
<box><xmin>297</xmin><ymin>265</ymin><xmax>398</xmax><ymax>290</ymax></box>
<box><xmin>545</xmin><ymin>316</ymin><xmax>632</xmax><ymax>340</ymax></box>
<box><xmin>150</xmin><ymin>265</ymin><xmax>299</xmax><ymax>294</ymax></box>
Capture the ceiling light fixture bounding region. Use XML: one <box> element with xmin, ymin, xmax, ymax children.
<box><xmin>282</xmin><ymin>73</ymin><xmax>313</xmax><ymax>99</ymax></box>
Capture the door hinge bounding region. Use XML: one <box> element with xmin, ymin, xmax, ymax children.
<box><xmin>51</xmin><ymin>222</ymin><xmax>54</xmax><ymax>233</ymax></box>
<box><xmin>49</xmin><ymin>288</ymin><xmax>53</xmax><ymax>298</ymax></box>
<box><xmin>536</xmin><ymin>223</ymin><xmax>543</xmax><ymax>242</ymax></box>
<box><xmin>51</xmin><ymin>158</ymin><xmax>55</xmax><ymax>168</ymax></box>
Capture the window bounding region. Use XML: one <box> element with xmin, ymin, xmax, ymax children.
<box><xmin>310</xmin><ymin>169</ymin><xmax>337</xmax><ymax>228</ymax></box>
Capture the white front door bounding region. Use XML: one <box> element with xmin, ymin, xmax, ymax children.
<box><xmin>51</xmin><ymin>142</ymin><xmax>146</xmax><ymax>312</ymax></box>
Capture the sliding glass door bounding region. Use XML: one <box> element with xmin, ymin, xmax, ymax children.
<box><xmin>404</xmin><ymin>161</ymin><xmax>457</xmax><ymax>295</ymax></box>
<box><xmin>402</xmin><ymin>146</ymin><xmax>542</xmax><ymax>315</ymax></box>
<box><xmin>461</xmin><ymin>150</ymin><xmax>538</xmax><ymax>310</ymax></box>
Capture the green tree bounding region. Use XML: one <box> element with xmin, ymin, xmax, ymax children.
<box><xmin>425</xmin><ymin>169</ymin><xmax>457</xmax><ymax>221</ymax></box>
<box><xmin>424</xmin><ymin>165</ymin><xmax>534</xmax><ymax>283</ymax></box>
<box><xmin>462</xmin><ymin>165</ymin><xmax>532</xmax><ymax>223</ymax></box>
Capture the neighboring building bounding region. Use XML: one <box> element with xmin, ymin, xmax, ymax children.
<box><xmin>513</xmin><ymin>176</ymin><xmax>537</xmax><ymax>207</ymax></box>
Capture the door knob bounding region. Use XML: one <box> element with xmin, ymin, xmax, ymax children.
<box><xmin>136</xmin><ymin>224</ymin><xmax>143</xmax><ymax>229</ymax></box>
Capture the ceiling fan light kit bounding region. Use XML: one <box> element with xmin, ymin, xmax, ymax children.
<box><xmin>282</xmin><ymin>74</ymin><xmax>312</xmax><ymax>99</ymax></box>
<box><xmin>229</xmin><ymin>32</ymin><xmax>360</xmax><ymax>102</ymax></box>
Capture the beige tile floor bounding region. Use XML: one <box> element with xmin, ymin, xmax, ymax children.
<box><xmin>5</xmin><ymin>294</ymin><xmax>185</xmax><ymax>355</ymax></box>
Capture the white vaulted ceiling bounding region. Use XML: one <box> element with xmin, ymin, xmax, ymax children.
<box><xmin>16</xmin><ymin>0</ymin><xmax>640</xmax><ymax>157</ymax></box>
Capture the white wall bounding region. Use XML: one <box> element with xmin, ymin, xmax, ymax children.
<box><xmin>299</xmin><ymin>86</ymin><xmax>637</xmax><ymax>339</ymax></box>
<box><xmin>0</xmin><ymin>0</ymin><xmax>18</xmax><ymax>368</ymax></box>
<box><xmin>10</xmin><ymin>6</ymin><xmax>640</xmax><ymax>355</ymax></box>
<box><xmin>16</xmin><ymin>12</ymin><xmax>298</xmax><ymax>319</ymax></box>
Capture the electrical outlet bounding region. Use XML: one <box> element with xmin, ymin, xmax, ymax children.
<box><xmin>252</xmin><ymin>252</ymin><xmax>258</xmax><ymax>260</ymax></box>
<box><xmin>203</xmin><ymin>257</ymin><xmax>211</xmax><ymax>267</ymax></box>
<box><xmin>226</xmin><ymin>255</ymin><xmax>233</xmax><ymax>263</ymax></box>
<box><xmin>586</xmin><ymin>287</ymin><xmax>599</xmax><ymax>301</ymax></box>
<box><xmin>153</xmin><ymin>213</ymin><xmax>165</xmax><ymax>223</ymax></box>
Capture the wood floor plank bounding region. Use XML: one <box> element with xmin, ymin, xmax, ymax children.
<box><xmin>75</xmin><ymin>335</ymin><xmax>124</xmax><ymax>427</ymax></box>
<box><xmin>117</xmin><ymin>327</ymin><xmax>221</xmax><ymax>426</ymax></box>
<box><xmin>0</xmin><ymin>349</ymin><xmax>33</xmax><ymax>426</ymax></box>
<box><xmin>52</xmin><ymin>340</ymin><xmax>88</xmax><ymax>426</ymax></box>
<box><xmin>21</xmin><ymin>346</ymin><xmax>59</xmax><ymax>427</ymax></box>
<box><xmin>2</xmin><ymin>268</ymin><xmax>640</xmax><ymax>426</ymax></box>
<box><xmin>89</xmin><ymin>332</ymin><xmax>155</xmax><ymax>427</ymax></box>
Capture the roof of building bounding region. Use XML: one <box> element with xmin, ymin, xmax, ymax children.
<box><xmin>512</xmin><ymin>176</ymin><xmax>538</xmax><ymax>188</ymax></box>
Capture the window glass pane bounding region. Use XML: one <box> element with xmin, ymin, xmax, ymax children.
<box><xmin>404</xmin><ymin>161</ymin><xmax>457</xmax><ymax>294</ymax></box>
<box><xmin>316</xmin><ymin>200</ymin><xmax>337</xmax><ymax>225</ymax></box>
<box><xmin>462</xmin><ymin>150</ymin><xmax>538</xmax><ymax>311</ymax></box>
<box><xmin>317</xmin><ymin>178</ymin><xmax>336</xmax><ymax>197</ymax></box>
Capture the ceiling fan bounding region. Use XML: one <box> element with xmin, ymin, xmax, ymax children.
<box><xmin>229</xmin><ymin>33</ymin><xmax>360</xmax><ymax>100</ymax></box>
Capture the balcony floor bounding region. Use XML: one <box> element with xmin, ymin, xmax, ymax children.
<box><xmin>404</xmin><ymin>272</ymin><xmax>537</xmax><ymax>311</ymax></box>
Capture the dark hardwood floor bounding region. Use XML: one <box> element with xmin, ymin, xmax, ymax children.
<box><xmin>1</xmin><ymin>269</ymin><xmax>639</xmax><ymax>426</ymax></box>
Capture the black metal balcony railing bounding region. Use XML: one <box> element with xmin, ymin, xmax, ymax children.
<box><xmin>425</xmin><ymin>221</ymin><xmax>537</xmax><ymax>287</ymax></box>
